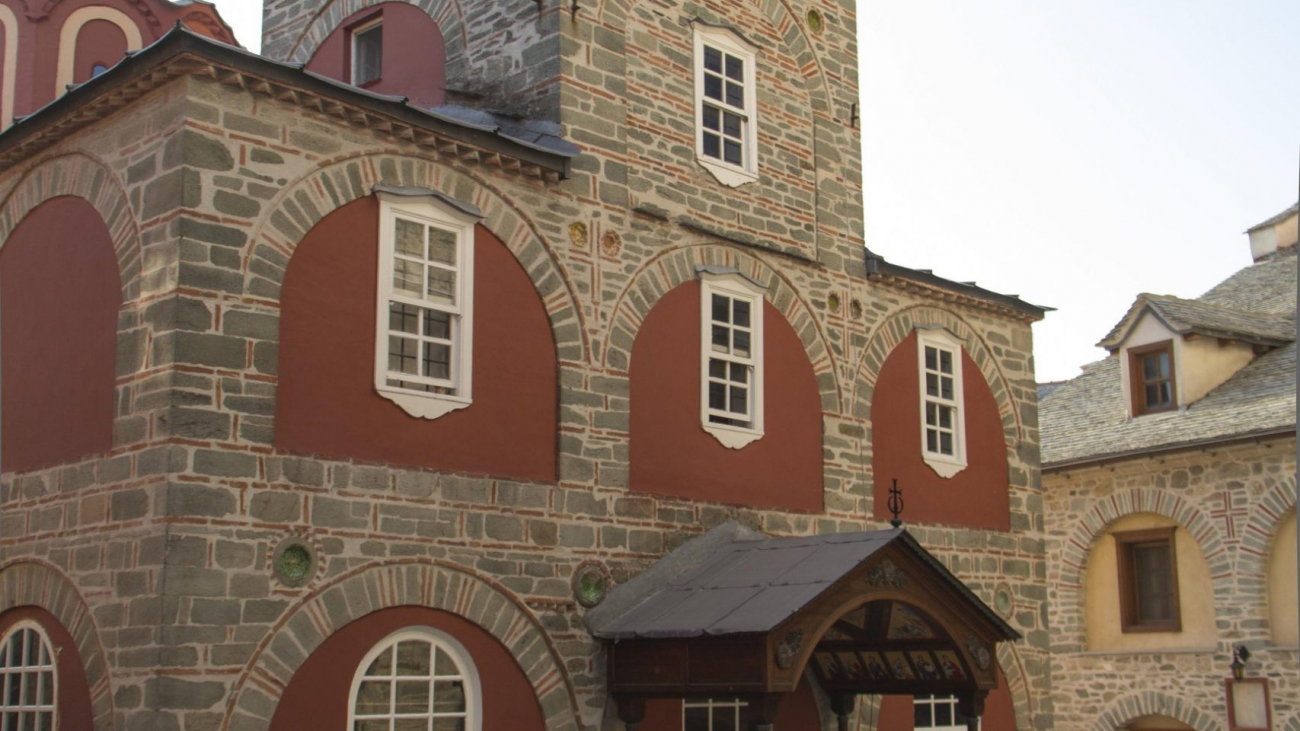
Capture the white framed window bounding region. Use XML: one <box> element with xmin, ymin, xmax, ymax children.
<box><xmin>700</xmin><ymin>271</ymin><xmax>765</xmax><ymax>449</ymax></box>
<box><xmin>351</xmin><ymin>16</ymin><xmax>383</xmax><ymax>86</ymax></box>
<box><xmin>0</xmin><ymin>623</ymin><xmax>57</xmax><ymax>731</ymax></box>
<box><xmin>684</xmin><ymin>697</ymin><xmax>747</xmax><ymax>731</ymax></box>
<box><xmin>349</xmin><ymin>627</ymin><xmax>482</xmax><ymax>731</ymax></box>
<box><xmin>914</xmin><ymin>694</ymin><xmax>976</xmax><ymax>731</ymax></box>
<box><xmin>693</xmin><ymin>24</ymin><xmax>759</xmax><ymax>187</ymax></box>
<box><xmin>375</xmin><ymin>192</ymin><xmax>477</xmax><ymax>420</ymax></box>
<box><xmin>917</xmin><ymin>328</ymin><xmax>967</xmax><ymax>478</ymax></box>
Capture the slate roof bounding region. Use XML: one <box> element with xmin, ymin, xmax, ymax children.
<box><xmin>0</xmin><ymin>25</ymin><xmax>577</xmax><ymax>175</ymax></box>
<box><xmin>865</xmin><ymin>248</ymin><xmax>1052</xmax><ymax>319</ymax></box>
<box><xmin>587</xmin><ymin>523</ymin><xmax>1017</xmax><ymax>641</ymax></box>
<box><xmin>1041</xmin><ymin>249</ymin><xmax>1297</xmax><ymax>468</ymax></box>
<box><xmin>1097</xmin><ymin>293</ymin><xmax>1295</xmax><ymax>350</ymax></box>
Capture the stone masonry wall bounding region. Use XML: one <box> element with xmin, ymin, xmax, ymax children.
<box><xmin>1044</xmin><ymin>440</ymin><xmax>1298</xmax><ymax>731</ymax></box>
<box><xmin>0</xmin><ymin>2</ymin><xmax>1052</xmax><ymax>729</ymax></box>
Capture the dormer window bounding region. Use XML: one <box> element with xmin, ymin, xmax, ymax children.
<box><xmin>1128</xmin><ymin>340</ymin><xmax>1176</xmax><ymax>415</ymax></box>
<box><xmin>351</xmin><ymin>16</ymin><xmax>383</xmax><ymax>86</ymax></box>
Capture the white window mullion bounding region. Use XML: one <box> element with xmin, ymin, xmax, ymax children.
<box><xmin>916</xmin><ymin>330</ymin><xmax>968</xmax><ymax>478</ymax></box>
<box><xmin>700</xmin><ymin>273</ymin><xmax>765</xmax><ymax>449</ymax></box>
<box><xmin>694</xmin><ymin>25</ymin><xmax>759</xmax><ymax>187</ymax></box>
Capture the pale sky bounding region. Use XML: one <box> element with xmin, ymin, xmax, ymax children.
<box><xmin>211</xmin><ymin>1</ymin><xmax>1299</xmax><ymax>382</ymax></box>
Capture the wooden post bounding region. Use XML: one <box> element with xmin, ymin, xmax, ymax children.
<box><xmin>829</xmin><ymin>693</ymin><xmax>857</xmax><ymax>731</ymax></box>
<box><xmin>957</xmin><ymin>690</ymin><xmax>987</xmax><ymax>731</ymax></box>
<box><xmin>615</xmin><ymin>696</ymin><xmax>646</xmax><ymax>731</ymax></box>
<box><xmin>744</xmin><ymin>693</ymin><xmax>784</xmax><ymax>731</ymax></box>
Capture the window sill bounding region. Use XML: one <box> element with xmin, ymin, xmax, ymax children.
<box><xmin>703</xmin><ymin>421</ymin><xmax>762</xmax><ymax>449</ymax></box>
<box><xmin>377</xmin><ymin>386</ymin><xmax>470</xmax><ymax>420</ymax></box>
<box><xmin>922</xmin><ymin>454</ymin><xmax>967</xmax><ymax>479</ymax></box>
<box><xmin>698</xmin><ymin>157</ymin><xmax>758</xmax><ymax>188</ymax></box>
<box><xmin>1072</xmin><ymin>647</ymin><xmax>1216</xmax><ymax>657</ymax></box>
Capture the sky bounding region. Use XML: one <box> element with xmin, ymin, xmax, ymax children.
<box><xmin>211</xmin><ymin>1</ymin><xmax>1299</xmax><ymax>382</ymax></box>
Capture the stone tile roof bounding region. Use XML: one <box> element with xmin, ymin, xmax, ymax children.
<box><xmin>586</xmin><ymin>522</ymin><xmax>1017</xmax><ymax>641</ymax></box>
<box><xmin>1041</xmin><ymin>250</ymin><xmax>1296</xmax><ymax>467</ymax></box>
<box><xmin>1097</xmin><ymin>293</ymin><xmax>1295</xmax><ymax>350</ymax></box>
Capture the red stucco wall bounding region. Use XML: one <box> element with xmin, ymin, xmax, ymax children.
<box><xmin>871</xmin><ymin>332</ymin><xmax>1010</xmax><ymax>531</ymax></box>
<box><xmin>874</xmin><ymin>671</ymin><xmax>1016</xmax><ymax>730</ymax></box>
<box><xmin>0</xmin><ymin>607</ymin><xmax>94</xmax><ymax>730</ymax></box>
<box><xmin>269</xmin><ymin>605</ymin><xmax>545</xmax><ymax>731</ymax></box>
<box><xmin>73</xmin><ymin>19</ymin><xmax>127</xmax><ymax>82</ymax></box>
<box><xmin>638</xmin><ymin>677</ymin><xmax>822</xmax><ymax>731</ymax></box>
<box><xmin>0</xmin><ymin>196</ymin><xmax>120</xmax><ymax>473</ymax></box>
<box><xmin>304</xmin><ymin>2</ymin><xmax>447</xmax><ymax>108</ymax></box>
<box><xmin>629</xmin><ymin>280</ymin><xmax>823</xmax><ymax>512</ymax></box>
<box><xmin>276</xmin><ymin>196</ymin><xmax>558</xmax><ymax>481</ymax></box>
<box><xmin>0</xmin><ymin>0</ymin><xmax>235</xmax><ymax>120</ymax></box>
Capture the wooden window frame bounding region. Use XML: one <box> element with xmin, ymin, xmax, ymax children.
<box><xmin>0</xmin><ymin>621</ymin><xmax>58</xmax><ymax>729</ymax></box>
<box><xmin>683</xmin><ymin>697</ymin><xmax>748</xmax><ymax>731</ymax></box>
<box><xmin>693</xmin><ymin>24</ymin><xmax>759</xmax><ymax>187</ymax></box>
<box><xmin>348</xmin><ymin>626</ymin><xmax>482</xmax><ymax>731</ymax></box>
<box><xmin>1114</xmin><ymin>526</ymin><xmax>1182</xmax><ymax>633</ymax></box>
<box><xmin>348</xmin><ymin>13</ymin><xmax>384</xmax><ymax>88</ymax></box>
<box><xmin>699</xmin><ymin>272</ymin><xmax>765</xmax><ymax>449</ymax></box>
<box><xmin>1128</xmin><ymin>340</ymin><xmax>1177</xmax><ymax>416</ymax></box>
<box><xmin>916</xmin><ymin>329</ymin><xmax>967</xmax><ymax>479</ymax></box>
<box><xmin>374</xmin><ymin>192</ymin><xmax>476</xmax><ymax>420</ymax></box>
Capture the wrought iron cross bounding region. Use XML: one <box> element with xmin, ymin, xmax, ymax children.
<box><xmin>887</xmin><ymin>479</ymin><xmax>904</xmax><ymax>528</ymax></box>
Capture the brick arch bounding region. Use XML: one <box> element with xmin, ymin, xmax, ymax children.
<box><xmin>995</xmin><ymin>643</ymin><xmax>1035</xmax><ymax>731</ymax></box>
<box><xmin>221</xmin><ymin>559</ymin><xmax>582</xmax><ymax>731</ymax></box>
<box><xmin>602</xmin><ymin>242</ymin><xmax>840</xmax><ymax>412</ymax></box>
<box><xmin>245</xmin><ymin>151</ymin><xmax>587</xmax><ymax>362</ymax></box>
<box><xmin>1283</xmin><ymin>714</ymin><xmax>1300</xmax><ymax>731</ymax></box>
<box><xmin>0</xmin><ymin>153</ymin><xmax>141</xmax><ymax>302</ymax></box>
<box><xmin>1240</xmin><ymin>474</ymin><xmax>1297</xmax><ymax>577</ymax></box>
<box><xmin>853</xmin><ymin>305</ymin><xmax>1021</xmax><ymax>446</ymax></box>
<box><xmin>0</xmin><ymin>560</ymin><xmax>115</xmax><ymax>730</ymax></box>
<box><xmin>285</xmin><ymin>0</ymin><xmax>467</xmax><ymax>71</ymax></box>
<box><xmin>1056</xmin><ymin>489</ymin><xmax>1228</xmax><ymax>634</ymax></box>
<box><xmin>1090</xmin><ymin>691</ymin><xmax>1222</xmax><ymax>731</ymax></box>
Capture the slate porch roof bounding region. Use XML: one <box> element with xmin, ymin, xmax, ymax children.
<box><xmin>0</xmin><ymin>24</ymin><xmax>577</xmax><ymax>178</ymax></box>
<box><xmin>586</xmin><ymin>522</ymin><xmax>1018</xmax><ymax>641</ymax></box>
<box><xmin>1040</xmin><ymin>248</ymin><xmax>1297</xmax><ymax>468</ymax></box>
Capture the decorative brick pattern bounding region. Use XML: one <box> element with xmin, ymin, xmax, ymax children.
<box><xmin>223</xmin><ymin>560</ymin><xmax>580</xmax><ymax>731</ymax></box>
<box><xmin>0</xmin><ymin>560</ymin><xmax>115</xmax><ymax>730</ymax></box>
<box><xmin>1046</xmin><ymin>442</ymin><xmax>1298</xmax><ymax>731</ymax></box>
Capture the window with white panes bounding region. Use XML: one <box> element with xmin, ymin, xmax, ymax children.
<box><xmin>375</xmin><ymin>194</ymin><xmax>476</xmax><ymax>420</ymax></box>
<box><xmin>0</xmin><ymin>624</ymin><xmax>57</xmax><ymax>731</ymax></box>
<box><xmin>693</xmin><ymin>25</ymin><xmax>758</xmax><ymax>187</ymax></box>
<box><xmin>917</xmin><ymin>329</ymin><xmax>966</xmax><ymax>477</ymax></box>
<box><xmin>349</xmin><ymin>627</ymin><xmax>481</xmax><ymax>731</ymax></box>
<box><xmin>684</xmin><ymin>697</ymin><xmax>747</xmax><ymax>731</ymax></box>
<box><xmin>914</xmin><ymin>694</ymin><xmax>976</xmax><ymax>731</ymax></box>
<box><xmin>351</xmin><ymin>17</ymin><xmax>383</xmax><ymax>86</ymax></box>
<box><xmin>700</xmin><ymin>273</ymin><xmax>765</xmax><ymax>449</ymax></box>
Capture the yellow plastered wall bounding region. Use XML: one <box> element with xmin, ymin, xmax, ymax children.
<box><xmin>1128</xmin><ymin>715</ymin><xmax>1195</xmax><ymax>730</ymax></box>
<box><xmin>1084</xmin><ymin>513</ymin><xmax>1216</xmax><ymax>651</ymax></box>
<box><xmin>1268</xmin><ymin>511</ymin><xmax>1297</xmax><ymax>646</ymax></box>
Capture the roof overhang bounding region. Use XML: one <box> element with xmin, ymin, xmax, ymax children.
<box><xmin>590</xmin><ymin>524</ymin><xmax>1018</xmax><ymax>725</ymax></box>
<box><xmin>0</xmin><ymin>26</ymin><xmax>572</xmax><ymax>181</ymax></box>
<box><xmin>864</xmin><ymin>250</ymin><xmax>1052</xmax><ymax>323</ymax></box>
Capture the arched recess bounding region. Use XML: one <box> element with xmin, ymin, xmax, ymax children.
<box><xmin>853</xmin><ymin>305</ymin><xmax>1021</xmax><ymax>448</ymax></box>
<box><xmin>1266</xmin><ymin>510</ymin><xmax>1297</xmax><ymax>646</ymax></box>
<box><xmin>303</xmin><ymin>2</ymin><xmax>448</xmax><ymax>107</ymax></box>
<box><xmin>0</xmin><ymin>2</ymin><xmax>16</xmax><ymax>129</ymax></box>
<box><xmin>0</xmin><ymin>560</ymin><xmax>115</xmax><ymax>730</ymax></box>
<box><xmin>285</xmin><ymin>0</ymin><xmax>467</xmax><ymax>74</ymax></box>
<box><xmin>602</xmin><ymin>243</ymin><xmax>840</xmax><ymax>412</ymax></box>
<box><xmin>994</xmin><ymin>642</ymin><xmax>1035</xmax><ymax>731</ymax></box>
<box><xmin>1055</xmin><ymin>490</ymin><xmax>1226</xmax><ymax>647</ymax></box>
<box><xmin>244</xmin><ymin>152</ymin><xmax>587</xmax><ymax>362</ymax></box>
<box><xmin>1090</xmin><ymin>692</ymin><xmax>1222</xmax><ymax>731</ymax></box>
<box><xmin>0</xmin><ymin>153</ymin><xmax>142</xmax><ymax>302</ymax></box>
<box><xmin>220</xmin><ymin>560</ymin><xmax>582</xmax><ymax>731</ymax></box>
<box><xmin>56</xmin><ymin>6</ymin><xmax>143</xmax><ymax>91</ymax></box>
<box><xmin>1240</xmin><ymin>474</ymin><xmax>1297</xmax><ymax>576</ymax></box>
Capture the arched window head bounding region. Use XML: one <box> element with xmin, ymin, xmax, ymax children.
<box><xmin>0</xmin><ymin>623</ymin><xmax>57</xmax><ymax>729</ymax></box>
<box><xmin>349</xmin><ymin>627</ymin><xmax>482</xmax><ymax>731</ymax></box>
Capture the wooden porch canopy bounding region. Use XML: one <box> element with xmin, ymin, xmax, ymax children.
<box><xmin>586</xmin><ymin>524</ymin><xmax>1020</xmax><ymax>731</ymax></box>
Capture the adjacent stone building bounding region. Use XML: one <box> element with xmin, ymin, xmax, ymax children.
<box><xmin>0</xmin><ymin>1</ymin><xmax>1057</xmax><ymax>730</ymax></box>
<box><xmin>1041</xmin><ymin>205</ymin><xmax>1298</xmax><ymax>731</ymax></box>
